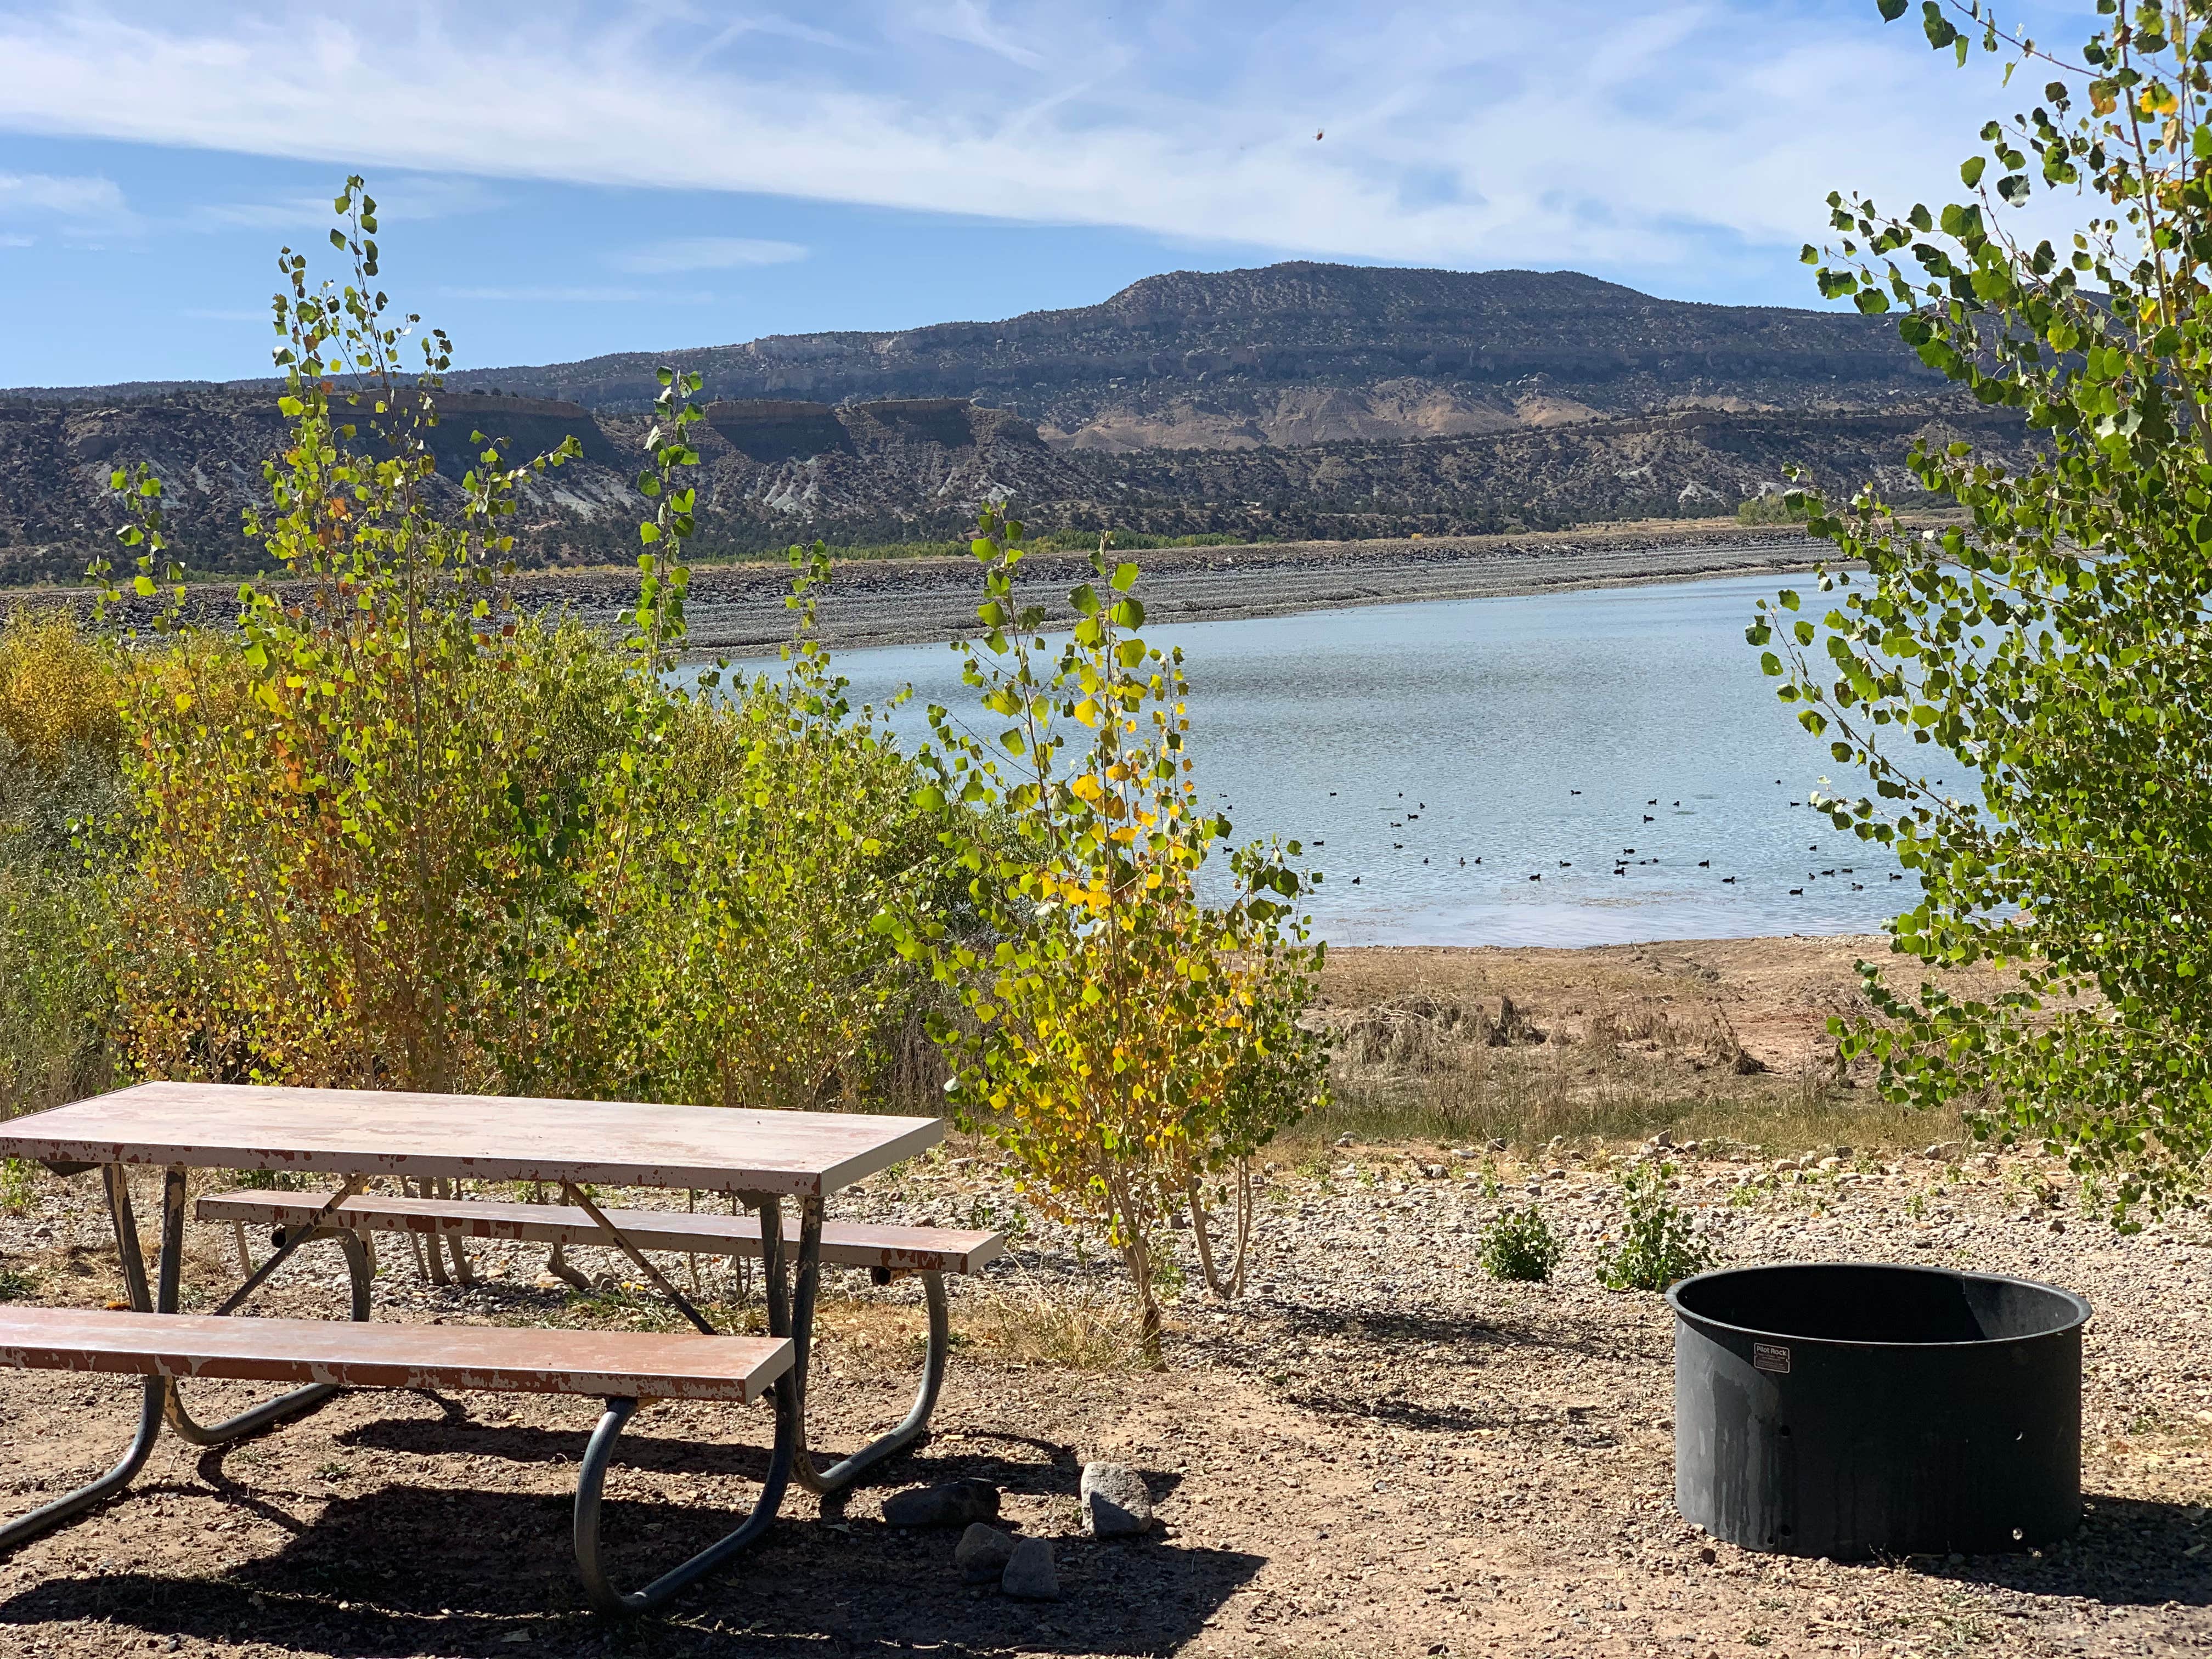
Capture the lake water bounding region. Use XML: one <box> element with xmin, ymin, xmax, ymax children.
<box><xmin>732</xmin><ymin>573</ymin><xmax>1928</xmax><ymax>947</ymax></box>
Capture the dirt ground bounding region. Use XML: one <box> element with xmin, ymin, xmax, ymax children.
<box><xmin>0</xmin><ymin>1113</ymin><xmax>2205</xmax><ymax>1659</ymax></box>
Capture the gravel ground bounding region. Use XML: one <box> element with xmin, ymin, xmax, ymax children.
<box><xmin>48</xmin><ymin>523</ymin><xmax>1831</xmax><ymax>657</ymax></box>
<box><xmin>564</xmin><ymin>527</ymin><xmax>1829</xmax><ymax>654</ymax></box>
<box><xmin>0</xmin><ymin>1136</ymin><xmax>2203</xmax><ymax>1658</ymax></box>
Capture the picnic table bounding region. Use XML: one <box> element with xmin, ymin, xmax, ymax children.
<box><xmin>0</xmin><ymin>1080</ymin><xmax>956</xmax><ymax>1613</ymax></box>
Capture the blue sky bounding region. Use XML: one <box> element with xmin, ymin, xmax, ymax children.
<box><xmin>0</xmin><ymin>1</ymin><xmax>2081</xmax><ymax>388</ymax></box>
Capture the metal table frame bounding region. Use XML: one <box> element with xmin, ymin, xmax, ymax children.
<box><xmin>0</xmin><ymin>1103</ymin><xmax>939</xmax><ymax>1616</ymax></box>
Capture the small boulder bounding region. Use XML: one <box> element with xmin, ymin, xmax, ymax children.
<box><xmin>955</xmin><ymin>1522</ymin><xmax>1016</xmax><ymax>1583</ymax></box>
<box><xmin>1080</xmin><ymin>1462</ymin><xmax>1155</xmax><ymax>1537</ymax></box>
<box><xmin>1001</xmin><ymin>1536</ymin><xmax>1058</xmax><ymax>1601</ymax></box>
<box><xmin>882</xmin><ymin>1479</ymin><xmax>1001</xmax><ymax>1528</ymax></box>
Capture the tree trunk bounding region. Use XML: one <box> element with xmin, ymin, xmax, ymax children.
<box><xmin>535</xmin><ymin>1181</ymin><xmax>590</xmax><ymax>1289</ymax></box>
<box><xmin>1121</xmin><ymin>1233</ymin><xmax>1164</xmax><ymax>1367</ymax></box>
<box><xmin>438</xmin><ymin>1178</ymin><xmax>476</xmax><ymax>1287</ymax></box>
<box><xmin>408</xmin><ymin>1178</ymin><xmax>449</xmax><ymax>1286</ymax></box>
<box><xmin>1230</xmin><ymin>1160</ymin><xmax>1255</xmax><ymax>1300</ymax></box>
<box><xmin>1187</xmin><ymin>1177</ymin><xmax>1228</xmax><ymax>1299</ymax></box>
<box><xmin>1187</xmin><ymin>1161</ymin><xmax>1256</xmax><ymax>1301</ymax></box>
<box><xmin>544</xmin><ymin>1242</ymin><xmax>590</xmax><ymax>1290</ymax></box>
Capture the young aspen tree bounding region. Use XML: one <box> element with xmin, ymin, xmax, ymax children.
<box><xmin>888</xmin><ymin>508</ymin><xmax>1329</xmax><ymax>1359</ymax></box>
<box><xmin>1755</xmin><ymin>3</ymin><xmax>2212</xmax><ymax>1223</ymax></box>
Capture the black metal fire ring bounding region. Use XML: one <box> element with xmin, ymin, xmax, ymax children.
<box><xmin>1667</xmin><ymin>1261</ymin><xmax>2092</xmax><ymax>1560</ymax></box>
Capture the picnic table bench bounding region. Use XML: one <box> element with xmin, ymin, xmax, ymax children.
<box><xmin>195</xmin><ymin>1188</ymin><xmax>1003</xmax><ymax>1491</ymax></box>
<box><xmin>0</xmin><ymin>1081</ymin><xmax>996</xmax><ymax>1615</ymax></box>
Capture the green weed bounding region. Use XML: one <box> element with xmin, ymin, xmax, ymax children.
<box><xmin>1598</xmin><ymin>1163</ymin><xmax>1716</xmax><ymax>1292</ymax></box>
<box><xmin>1477</xmin><ymin>1206</ymin><xmax>1563</xmax><ymax>1283</ymax></box>
<box><xmin>0</xmin><ymin>1156</ymin><xmax>35</xmax><ymax>1216</ymax></box>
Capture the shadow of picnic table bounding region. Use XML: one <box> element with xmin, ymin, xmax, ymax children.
<box><xmin>0</xmin><ymin>1426</ymin><xmax>1242</xmax><ymax>1657</ymax></box>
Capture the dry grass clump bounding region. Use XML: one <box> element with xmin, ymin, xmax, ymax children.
<box><xmin>811</xmin><ymin>1293</ymin><xmax>933</xmax><ymax>1374</ymax></box>
<box><xmin>1303</xmin><ymin>985</ymin><xmax>1965</xmax><ymax>1156</ymax></box>
<box><xmin>958</xmin><ymin>1275</ymin><xmax>1148</xmax><ymax>1372</ymax></box>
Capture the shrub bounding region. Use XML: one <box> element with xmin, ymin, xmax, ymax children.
<box><xmin>1477</xmin><ymin>1205</ymin><xmax>1561</xmax><ymax>1283</ymax></box>
<box><xmin>0</xmin><ymin>1156</ymin><xmax>37</xmax><ymax>1216</ymax></box>
<box><xmin>0</xmin><ymin>610</ymin><xmax>120</xmax><ymax>1118</ymax></box>
<box><xmin>548</xmin><ymin>554</ymin><xmax>961</xmax><ymax>1111</ymax></box>
<box><xmin>891</xmin><ymin>507</ymin><xmax>1329</xmax><ymax>1356</ymax></box>
<box><xmin>1598</xmin><ymin>1162</ymin><xmax>1715</xmax><ymax>1291</ymax></box>
<box><xmin>100</xmin><ymin>179</ymin><xmax>952</xmax><ymax>1113</ymax></box>
<box><xmin>0</xmin><ymin>609</ymin><xmax>122</xmax><ymax>775</ymax></box>
<box><xmin>1735</xmin><ymin>493</ymin><xmax>1804</xmax><ymax>527</ymax></box>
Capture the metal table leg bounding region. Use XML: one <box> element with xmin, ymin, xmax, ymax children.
<box><xmin>572</xmin><ymin>1193</ymin><xmax>823</xmax><ymax>1616</ymax></box>
<box><xmin>0</xmin><ymin>1164</ymin><xmax>167</xmax><ymax>1554</ymax></box>
<box><xmin>152</xmin><ymin>1166</ymin><xmax>374</xmax><ymax>1446</ymax></box>
<box><xmin>793</xmin><ymin>1271</ymin><xmax>949</xmax><ymax>1497</ymax></box>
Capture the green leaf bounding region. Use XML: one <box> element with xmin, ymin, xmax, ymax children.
<box><xmin>1960</xmin><ymin>156</ymin><xmax>1987</xmax><ymax>188</ymax></box>
<box><xmin>1111</xmin><ymin>562</ymin><xmax>1140</xmax><ymax>592</ymax></box>
<box><xmin>1877</xmin><ymin>0</ymin><xmax>1906</xmax><ymax>17</ymax></box>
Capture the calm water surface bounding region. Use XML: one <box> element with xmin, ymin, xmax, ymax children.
<box><xmin>734</xmin><ymin>573</ymin><xmax>1929</xmax><ymax>947</ymax></box>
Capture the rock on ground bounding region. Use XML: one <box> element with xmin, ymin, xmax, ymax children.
<box><xmin>1079</xmin><ymin>1462</ymin><xmax>1154</xmax><ymax>1537</ymax></box>
<box><xmin>954</xmin><ymin>1522</ymin><xmax>1016</xmax><ymax>1583</ymax></box>
<box><xmin>882</xmin><ymin>1479</ymin><xmax>1000</xmax><ymax>1528</ymax></box>
<box><xmin>1000</xmin><ymin>1536</ymin><xmax>1059</xmax><ymax>1601</ymax></box>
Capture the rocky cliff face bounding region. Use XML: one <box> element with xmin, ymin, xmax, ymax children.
<box><xmin>0</xmin><ymin>388</ymin><xmax>2023</xmax><ymax>586</ymax></box>
<box><xmin>0</xmin><ymin>391</ymin><xmax>1092</xmax><ymax>582</ymax></box>
<box><xmin>0</xmin><ymin>262</ymin><xmax>1993</xmax><ymax>584</ymax></box>
<box><xmin>424</xmin><ymin>263</ymin><xmax>1942</xmax><ymax>450</ymax></box>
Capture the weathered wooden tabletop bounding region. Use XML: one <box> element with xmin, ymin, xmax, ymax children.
<box><xmin>0</xmin><ymin>1081</ymin><xmax>943</xmax><ymax>1198</ymax></box>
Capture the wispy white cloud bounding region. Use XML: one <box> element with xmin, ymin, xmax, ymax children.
<box><xmin>187</xmin><ymin>176</ymin><xmax>496</xmax><ymax>232</ymax></box>
<box><xmin>187</xmin><ymin>195</ymin><xmax>335</xmax><ymax>232</ymax></box>
<box><xmin>439</xmin><ymin>284</ymin><xmax>717</xmax><ymax>303</ymax></box>
<box><xmin>0</xmin><ymin>169</ymin><xmax>131</xmax><ymax>229</ymax></box>
<box><xmin>0</xmin><ymin>232</ymin><xmax>32</xmax><ymax>247</ymax></box>
<box><xmin>0</xmin><ymin>2</ymin><xmax>2035</xmax><ymax>277</ymax></box>
<box><xmin>608</xmin><ymin>236</ymin><xmax>806</xmax><ymax>273</ymax></box>
<box><xmin>915</xmin><ymin>1</ymin><xmax>1043</xmax><ymax>68</ymax></box>
<box><xmin>696</xmin><ymin>10</ymin><xmax>861</xmax><ymax>56</ymax></box>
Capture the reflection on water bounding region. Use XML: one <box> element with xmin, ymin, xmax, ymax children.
<box><xmin>727</xmin><ymin>573</ymin><xmax>1928</xmax><ymax>947</ymax></box>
